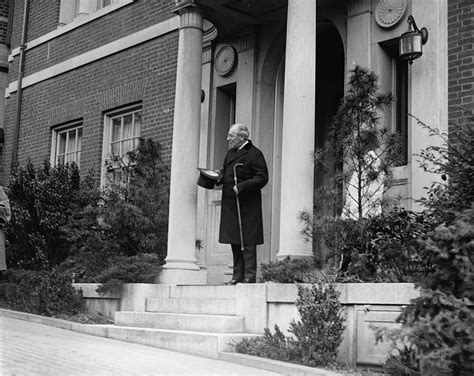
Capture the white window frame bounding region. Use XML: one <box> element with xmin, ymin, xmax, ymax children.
<box><xmin>101</xmin><ymin>105</ymin><xmax>142</xmax><ymax>185</ymax></box>
<box><xmin>51</xmin><ymin>122</ymin><xmax>83</xmax><ymax>167</ymax></box>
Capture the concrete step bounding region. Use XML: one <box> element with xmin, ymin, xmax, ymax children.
<box><xmin>115</xmin><ymin>311</ymin><xmax>244</xmax><ymax>333</ymax></box>
<box><xmin>75</xmin><ymin>324</ymin><xmax>261</xmax><ymax>360</ymax></box>
<box><xmin>146</xmin><ymin>297</ymin><xmax>236</xmax><ymax>315</ymax></box>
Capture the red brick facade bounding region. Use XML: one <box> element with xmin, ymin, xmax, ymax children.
<box><xmin>448</xmin><ymin>0</ymin><xmax>474</xmax><ymax>130</ymax></box>
<box><xmin>2</xmin><ymin>0</ymin><xmax>178</xmax><ymax>182</ymax></box>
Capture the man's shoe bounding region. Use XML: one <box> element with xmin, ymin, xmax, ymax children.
<box><xmin>224</xmin><ymin>279</ymin><xmax>240</xmax><ymax>285</ymax></box>
<box><xmin>242</xmin><ymin>278</ymin><xmax>256</xmax><ymax>284</ymax></box>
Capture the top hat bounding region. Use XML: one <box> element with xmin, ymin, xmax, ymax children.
<box><xmin>197</xmin><ymin>168</ymin><xmax>222</xmax><ymax>189</ymax></box>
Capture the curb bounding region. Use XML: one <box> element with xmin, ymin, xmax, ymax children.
<box><xmin>2</xmin><ymin>308</ymin><xmax>343</xmax><ymax>376</ymax></box>
<box><xmin>219</xmin><ymin>352</ymin><xmax>344</xmax><ymax>376</ymax></box>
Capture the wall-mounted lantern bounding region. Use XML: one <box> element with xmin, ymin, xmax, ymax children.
<box><xmin>399</xmin><ymin>15</ymin><xmax>428</xmax><ymax>64</ymax></box>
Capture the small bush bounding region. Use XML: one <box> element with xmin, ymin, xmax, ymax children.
<box><xmin>37</xmin><ymin>269</ymin><xmax>84</xmax><ymax>316</ymax></box>
<box><xmin>2</xmin><ymin>269</ymin><xmax>43</xmax><ymax>313</ymax></box>
<box><xmin>235</xmin><ymin>283</ymin><xmax>345</xmax><ymax>368</ymax></box>
<box><xmin>288</xmin><ymin>283</ymin><xmax>345</xmax><ymax>367</ymax></box>
<box><xmin>260</xmin><ymin>257</ymin><xmax>318</xmax><ymax>283</ymax></box>
<box><xmin>2</xmin><ymin>268</ymin><xmax>83</xmax><ymax>316</ymax></box>
<box><xmin>95</xmin><ymin>253</ymin><xmax>163</xmax><ymax>295</ymax></box>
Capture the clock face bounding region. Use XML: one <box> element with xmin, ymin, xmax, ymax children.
<box><xmin>215</xmin><ymin>46</ymin><xmax>237</xmax><ymax>76</ymax></box>
<box><xmin>375</xmin><ymin>0</ymin><xmax>407</xmax><ymax>28</ymax></box>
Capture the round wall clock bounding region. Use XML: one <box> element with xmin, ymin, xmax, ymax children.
<box><xmin>215</xmin><ymin>45</ymin><xmax>237</xmax><ymax>76</ymax></box>
<box><xmin>375</xmin><ymin>0</ymin><xmax>407</xmax><ymax>28</ymax></box>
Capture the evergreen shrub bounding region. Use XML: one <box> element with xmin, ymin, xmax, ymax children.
<box><xmin>235</xmin><ymin>283</ymin><xmax>345</xmax><ymax>368</ymax></box>
<box><xmin>2</xmin><ymin>268</ymin><xmax>83</xmax><ymax>316</ymax></box>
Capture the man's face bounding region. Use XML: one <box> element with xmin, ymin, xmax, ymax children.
<box><xmin>227</xmin><ymin>127</ymin><xmax>245</xmax><ymax>149</ymax></box>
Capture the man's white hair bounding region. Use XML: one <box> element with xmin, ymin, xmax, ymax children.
<box><xmin>231</xmin><ymin>123</ymin><xmax>249</xmax><ymax>140</ymax></box>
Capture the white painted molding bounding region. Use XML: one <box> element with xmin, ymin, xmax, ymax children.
<box><xmin>6</xmin><ymin>16</ymin><xmax>180</xmax><ymax>97</ymax></box>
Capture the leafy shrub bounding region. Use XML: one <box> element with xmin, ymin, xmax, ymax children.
<box><xmin>288</xmin><ymin>283</ymin><xmax>345</xmax><ymax>366</ymax></box>
<box><xmin>5</xmin><ymin>162</ymin><xmax>98</xmax><ymax>270</ymax></box>
<box><xmin>95</xmin><ymin>253</ymin><xmax>164</xmax><ymax>295</ymax></box>
<box><xmin>2</xmin><ymin>268</ymin><xmax>83</xmax><ymax>316</ymax></box>
<box><xmin>340</xmin><ymin>209</ymin><xmax>436</xmax><ymax>282</ymax></box>
<box><xmin>415</xmin><ymin>116</ymin><xmax>474</xmax><ymax>223</ymax></box>
<box><xmin>60</xmin><ymin>138</ymin><xmax>169</xmax><ymax>281</ymax></box>
<box><xmin>37</xmin><ymin>269</ymin><xmax>84</xmax><ymax>316</ymax></box>
<box><xmin>2</xmin><ymin>269</ymin><xmax>43</xmax><ymax>313</ymax></box>
<box><xmin>376</xmin><ymin>118</ymin><xmax>474</xmax><ymax>375</ymax></box>
<box><xmin>299</xmin><ymin>208</ymin><xmax>436</xmax><ymax>283</ymax></box>
<box><xmin>260</xmin><ymin>257</ymin><xmax>318</xmax><ymax>283</ymax></box>
<box><xmin>235</xmin><ymin>283</ymin><xmax>345</xmax><ymax>368</ymax></box>
<box><xmin>377</xmin><ymin>290</ymin><xmax>474</xmax><ymax>376</ymax></box>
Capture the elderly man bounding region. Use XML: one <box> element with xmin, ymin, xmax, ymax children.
<box><xmin>218</xmin><ymin>123</ymin><xmax>268</xmax><ymax>284</ymax></box>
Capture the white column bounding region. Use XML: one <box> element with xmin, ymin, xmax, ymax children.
<box><xmin>277</xmin><ymin>0</ymin><xmax>316</xmax><ymax>259</ymax></box>
<box><xmin>158</xmin><ymin>1</ymin><xmax>206</xmax><ymax>284</ymax></box>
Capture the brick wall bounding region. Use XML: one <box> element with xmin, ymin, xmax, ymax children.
<box><xmin>9</xmin><ymin>0</ymin><xmax>175</xmax><ymax>79</ymax></box>
<box><xmin>0</xmin><ymin>0</ymin><xmax>9</xmax><ymax>45</ymax></box>
<box><xmin>3</xmin><ymin>1</ymin><xmax>179</xmax><ymax>182</ymax></box>
<box><xmin>448</xmin><ymin>0</ymin><xmax>474</xmax><ymax>130</ymax></box>
<box><xmin>10</xmin><ymin>0</ymin><xmax>60</xmax><ymax>49</ymax></box>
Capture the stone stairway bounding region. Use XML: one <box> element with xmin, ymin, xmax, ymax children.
<box><xmin>104</xmin><ymin>285</ymin><xmax>263</xmax><ymax>359</ymax></box>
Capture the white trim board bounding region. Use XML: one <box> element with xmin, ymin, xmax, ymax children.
<box><xmin>6</xmin><ymin>16</ymin><xmax>180</xmax><ymax>97</ymax></box>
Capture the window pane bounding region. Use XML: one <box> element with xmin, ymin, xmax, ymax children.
<box><xmin>123</xmin><ymin>114</ymin><xmax>133</xmax><ymax>139</ymax></box>
<box><xmin>66</xmin><ymin>153</ymin><xmax>74</xmax><ymax>165</ymax></box>
<box><xmin>122</xmin><ymin>139</ymin><xmax>132</xmax><ymax>154</ymax></box>
<box><xmin>111</xmin><ymin>142</ymin><xmax>120</xmax><ymax>156</ymax></box>
<box><xmin>67</xmin><ymin>130</ymin><xmax>76</xmax><ymax>152</ymax></box>
<box><xmin>112</xmin><ymin>118</ymin><xmax>121</xmax><ymax>142</ymax></box>
<box><xmin>134</xmin><ymin>112</ymin><xmax>142</xmax><ymax>137</ymax></box>
<box><xmin>77</xmin><ymin>128</ymin><xmax>83</xmax><ymax>150</ymax></box>
<box><xmin>58</xmin><ymin>133</ymin><xmax>67</xmax><ymax>155</ymax></box>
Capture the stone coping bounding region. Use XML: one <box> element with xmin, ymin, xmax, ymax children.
<box><xmin>73</xmin><ymin>283</ymin><xmax>121</xmax><ymax>299</ymax></box>
<box><xmin>73</xmin><ymin>282</ymin><xmax>421</xmax><ymax>305</ymax></box>
<box><xmin>265</xmin><ymin>283</ymin><xmax>420</xmax><ymax>305</ymax></box>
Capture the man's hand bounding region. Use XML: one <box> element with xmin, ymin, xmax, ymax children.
<box><xmin>233</xmin><ymin>185</ymin><xmax>239</xmax><ymax>195</ymax></box>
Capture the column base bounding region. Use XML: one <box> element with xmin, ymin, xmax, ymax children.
<box><xmin>156</xmin><ymin>268</ymin><xmax>208</xmax><ymax>285</ymax></box>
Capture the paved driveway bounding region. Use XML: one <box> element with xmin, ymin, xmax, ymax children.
<box><xmin>1</xmin><ymin>316</ymin><xmax>283</xmax><ymax>376</ymax></box>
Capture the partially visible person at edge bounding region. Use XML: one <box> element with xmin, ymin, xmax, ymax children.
<box><xmin>0</xmin><ymin>186</ymin><xmax>11</xmax><ymax>272</ymax></box>
<box><xmin>216</xmin><ymin>123</ymin><xmax>268</xmax><ymax>285</ymax></box>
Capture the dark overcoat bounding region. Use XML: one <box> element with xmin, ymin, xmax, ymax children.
<box><xmin>218</xmin><ymin>141</ymin><xmax>268</xmax><ymax>245</ymax></box>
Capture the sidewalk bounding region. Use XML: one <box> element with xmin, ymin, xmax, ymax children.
<box><xmin>1</xmin><ymin>315</ymin><xmax>283</xmax><ymax>376</ymax></box>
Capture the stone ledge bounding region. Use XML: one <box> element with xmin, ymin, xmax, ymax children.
<box><xmin>266</xmin><ymin>283</ymin><xmax>419</xmax><ymax>305</ymax></box>
<box><xmin>218</xmin><ymin>352</ymin><xmax>344</xmax><ymax>376</ymax></box>
<box><xmin>73</xmin><ymin>283</ymin><xmax>121</xmax><ymax>299</ymax></box>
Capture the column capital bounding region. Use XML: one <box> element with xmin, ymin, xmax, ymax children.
<box><xmin>173</xmin><ymin>0</ymin><xmax>203</xmax><ymax>30</ymax></box>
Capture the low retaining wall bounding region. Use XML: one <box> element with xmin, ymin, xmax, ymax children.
<box><xmin>265</xmin><ymin>283</ymin><xmax>420</xmax><ymax>367</ymax></box>
<box><xmin>74</xmin><ymin>282</ymin><xmax>420</xmax><ymax>367</ymax></box>
<box><xmin>73</xmin><ymin>283</ymin><xmax>120</xmax><ymax>320</ymax></box>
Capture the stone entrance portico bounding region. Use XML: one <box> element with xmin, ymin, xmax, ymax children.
<box><xmin>160</xmin><ymin>0</ymin><xmax>448</xmax><ymax>285</ymax></box>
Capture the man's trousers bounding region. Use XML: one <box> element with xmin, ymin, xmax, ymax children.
<box><xmin>231</xmin><ymin>244</ymin><xmax>257</xmax><ymax>282</ymax></box>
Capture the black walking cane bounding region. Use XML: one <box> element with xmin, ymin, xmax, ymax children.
<box><xmin>233</xmin><ymin>163</ymin><xmax>244</xmax><ymax>251</ymax></box>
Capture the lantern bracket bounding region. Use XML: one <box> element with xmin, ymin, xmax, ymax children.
<box><xmin>408</xmin><ymin>15</ymin><xmax>428</xmax><ymax>45</ymax></box>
